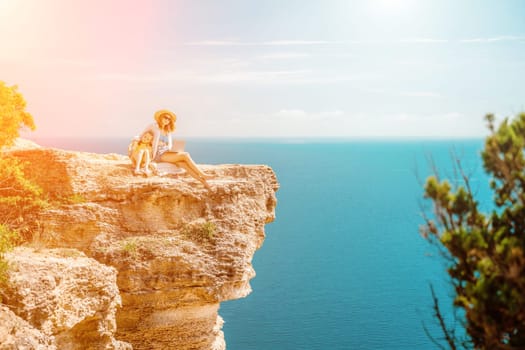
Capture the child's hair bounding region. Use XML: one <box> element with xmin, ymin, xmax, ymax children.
<box><xmin>139</xmin><ymin>130</ymin><xmax>154</xmax><ymax>145</ymax></box>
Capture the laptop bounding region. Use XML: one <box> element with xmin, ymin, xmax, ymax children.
<box><xmin>171</xmin><ymin>139</ymin><xmax>186</xmax><ymax>152</ymax></box>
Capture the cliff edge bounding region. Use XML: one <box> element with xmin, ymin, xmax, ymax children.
<box><xmin>0</xmin><ymin>141</ymin><xmax>279</xmax><ymax>350</ymax></box>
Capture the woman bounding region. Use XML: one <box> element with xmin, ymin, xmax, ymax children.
<box><xmin>141</xmin><ymin>109</ymin><xmax>212</xmax><ymax>190</ymax></box>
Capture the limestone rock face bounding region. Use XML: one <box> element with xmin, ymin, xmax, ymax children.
<box><xmin>2</xmin><ymin>248</ymin><xmax>131</xmax><ymax>350</ymax></box>
<box><xmin>0</xmin><ymin>304</ymin><xmax>55</xmax><ymax>350</ymax></box>
<box><xmin>4</xmin><ymin>143</ymin><xmax>279</xmax><ymax>349</ymax></box>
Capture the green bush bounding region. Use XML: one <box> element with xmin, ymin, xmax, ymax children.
<box><xmin>0</xmin><ymin>156</ymin><xmax>47</xmax><ymax>226</ymax></box>
<box><xmin>422</xmin><ymin>113</ymin><xmax>525</xmax><ymax>349</ymax></box>
<box><xmin>0</xmin><ymin>224</ymin><xmax>19</xmax><ymax>295</ymax></box>
<box><xmin>201</xmin><ymin>222</ymin><xmax>217</xmax><ymax>240</ymax></box>
<box><xmin>0</xmin><ymin>81</ymin><xmax>35</xmax><ymax>149</ymax></box>
<box><xmin>0</xmin><ymin>80</ymin><xmax>46</xmax><ymax>241</ymax></box>
<box><xmin>121</xmin><ymin>240</ymin><xmax>137</xmax><ymax>256</ymax></box>
<box><xmin>183</xmin><ymin>221</ymin><xmax>217</xmax><ymax>242</ymax></box>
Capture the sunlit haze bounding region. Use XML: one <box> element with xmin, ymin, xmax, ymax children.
<box><xmin>2</xmin><ymin>0</ymin><xmax>525</xmax><ymax>139</ymax></box>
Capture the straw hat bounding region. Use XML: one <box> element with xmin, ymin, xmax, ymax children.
<box><xmin>154</xmin><ymin>109</ymin><xmax>177</xmax><ymax>124</ymax></box>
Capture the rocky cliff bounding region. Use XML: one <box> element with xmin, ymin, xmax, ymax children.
<box><xmin>0</xmin><ymin>140</ymin><xmax>278</xmax><ymax>349</ymax></box>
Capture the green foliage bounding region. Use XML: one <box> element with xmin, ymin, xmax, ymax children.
<box><xmin>67</xmin><ymin>193</ymin><xmax>86</xmax><ymax>204</ymax></box>
<box><xmin>0</xmin><ymin>81</ymin><xmax>35</xmax><ymax>149</ymax></box>
<box><xmin>0</xmin><ymin>80</ymin><xmax>45</xmax><ymax>240</ymax></box>
<box><xmin>121</xmin><ymin>240</ymin><xmax>137</xmax><ymax>255</ymax></box>
<box><xmin>183</xmin><ymin>221</ymin><xmax>217</xmax><ymax>242</ymax></box>
<box><xmin>0</xmin><ymin>81</ymin><xmax>42</xmax><ymax>297</ymax></box>
<box><xmin>0</xmin><ymin>224</ymin><xmax>18</xmax><ymax>295</ymax></box>
<box><xmin>0</xmin><ymin>156</ymin><xmax>47</xmax><ymax>229</ymax></box>
<box><xmin>49</xmin><ymin>193</ymin><xmax>86</xmax><ymax>207</ymax></box>
<box><xmin>422</xmin><ymin>112</ymin><xmax>525</xmax><ymax>349</ymax></box>
<box><xmin>201</xmin><ymin>221</ymin><xmax>217</xmax><ymax>240</ymax></box>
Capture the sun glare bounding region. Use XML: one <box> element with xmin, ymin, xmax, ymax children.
<box><xmin>0</xmin><ymin>0</ymin><xmax>14</xmax><ymax>11</ymax></box>
<box><xmin>0</xmin><ymin>0</ymin><xmax>18</xmax><ymax>44</ymax></box>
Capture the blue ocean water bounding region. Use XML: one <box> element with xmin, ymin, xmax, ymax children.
<box><xmin>34</xmin><ymin>137</ymin><xmax>492</xmax><ymax>349</ymax></box>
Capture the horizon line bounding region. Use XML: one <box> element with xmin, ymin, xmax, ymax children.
<box><xmin>24</xmin><ymin>135</ymin><xmax>488</xmax><ymax>141</ymax></box>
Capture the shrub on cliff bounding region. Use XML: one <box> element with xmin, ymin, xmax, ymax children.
<box><xmin>183</xmin><ymin>221</ymin><xmax>217</xmax><ymax>242</ymax></box>
<box><xmin>0</xmin><ymin>81</ymin><xmax>35</xmax><ymax>148</ymax></box>
<box><xmin>0</xmin><ymin>81</ymin><xmax>45</xmax><ymax>234</ymax></box>
<box><xmin>421</xmin><ymin>113</ymin><xmax>525</xmax><ymax>349</ymax></box>
<box><xmin>0</xmin><ymin>224</ymin><xmax>18</xmax><ymax>296</ymax></box>
<box><xmin>0</xmin><ymin>156</ymin><xmax>46</xmax><ymax>226</ymax></box>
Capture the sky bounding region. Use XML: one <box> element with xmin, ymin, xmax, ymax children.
<box><xmin>1</xmin><ymin>0</ymin><xmax>525</xmax><ymax>139</ymax></box>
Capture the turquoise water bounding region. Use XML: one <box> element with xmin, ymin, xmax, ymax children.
<box><xmin>35</xmin><ymin>138</ymin><xmax>491</xmax><ymax>349</ymax></box>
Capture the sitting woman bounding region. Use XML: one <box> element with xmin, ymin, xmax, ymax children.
<box><xmin>140</xmin><ymin>109</ymin><xmax>212</xmax><ymax>190</ymax></box>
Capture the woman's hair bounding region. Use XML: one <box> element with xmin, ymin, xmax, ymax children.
<box><xmin>156</xmin><ymin>114</ymin><xmax>176</xmax><ymax>134</ymax></box>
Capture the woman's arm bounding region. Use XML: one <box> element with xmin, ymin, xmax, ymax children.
<box><xmin>167</xmin><ymin>132</ymin><xmax>173</xmax><ymax>150</ymax></box>
<box><xmin>152</xmin><ymin>130</ymin><xmax>161</xmax><ymax>159</ymax></box>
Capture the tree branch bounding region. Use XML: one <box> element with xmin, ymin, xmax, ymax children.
<box><xmin>430</xmin><ymin>284</ymin><xmax>457</xmax><ymax>350</ymax></box>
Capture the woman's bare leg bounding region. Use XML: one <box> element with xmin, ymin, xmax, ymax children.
<box><xmin>174</xmin><ymin>162</ymin><xmax>212</xmax><ymax>190</ymax></box>
<box><xmin>160</xmin><ymin>152</ymin><xmax>211</xmax><ymax>190</ymax></box>
<box><xmin>175</xmin><ymin>152</ymin><xmax>209</xmax><ymax>178</ymax></box>
<box><xmin>180</xmin><ymin>152</ymin><xmax>214</xmax><ymax>179</ymax></box>
<box><xmin>160</xmin><ymin>152</ymin><xmax>209</xmax><ymax>178</ymax></box>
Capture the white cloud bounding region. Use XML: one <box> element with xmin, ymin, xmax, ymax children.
<box><xmin>198</xmin><ymin>110</ymin><xmax>484</xmax><ymax>138</ymax></box>
<box><xmin>387</xmin><ymin>112</ymin><xmax>462</xmax><ymax>122</ymax></box>
<box><xmin>258</xmin><ymin>52</ymin><xmax>311</xmax><ymax>60</ymax></box>
<box><xmin>199</xmin><ymin>70</ymin><xmax>312</xmax><ymax>84</ymax></box>
<box><xmin>438</xmin><ymin>112</ymin><xmax>462</xmax><ymax>120</ymax></box>
<box><xmin>274</xmin><ymin>109</ymin><xmax>307</xmax><ymax>118</ymax></box>
<box><xmin>459</xmin><ymin>36</ymin><xmax>525</xmax><ymax>43</ymax></box>
<box><xmin>90</xmin><ymin>69</ymin><xmax>380</xmax><ymax>85</ymax></box>
<box><xmin>0</xmin><ymin>55</ymin><xmax>97</xmax><ymax>67</ymax></box>
<box><xmin>186</xmin><ymin>36</ymin><xmax>525</xmax><ymax>49</ymax></box>
<box><xmin>354</xmin><ymin>112</ymin><xmax>477</xmax><ymax>138</ymax></box>
<box><xmin>272</xmin><ymin>109</ymin><xmax>344</xmax><ymax>121</ymax></box>
<box><xmin>208</xmin><ymin>109</ymin><xmax>350</xmax><ymax>137</ymax></box>
<box><xmin>256</xmin><ymin>52</ymin><xmax>358</xmax><ymax>61</ymax></box>
<box><xmin>398</xmin><ymin>91</ymin><xmax>442</xmax><ymax>98</ymax></box>
<box><xmin>186</xmin><ymin>39</ymin><xmax>360</xmax><ymax>47</ymax></box>
<box><xmin>399</xmin><ymin>38</ymin><xmax>449</xmax><ymax>44</ymax></box>
<box><xmin>362</xmin><ymin>88</ymin><xmax>443</xmax><ymax>98</ymax></box>
<box><xmin>88</xmin><ymin>73</ymin><xmax>177</xmax><ymax>82</ymax></box>
<box><xmin>89</xmin><ymin>69</ymin><xmax>312</xmax><ymax>84</ymax></box>
<box><xmin>262</xmin><ymin>40</ymin><xmax>346</xmax><ymax>46</ymax></box>
<box><xmin>185</xmin><ymin>40</ymin><xmax>246</xmax><ymax>46</ymax></box>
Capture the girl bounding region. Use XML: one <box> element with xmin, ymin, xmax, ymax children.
<box><xmin>129</xmin><ymin>130</ymin><xmax>155</xmax><ymax>176</ymax></box>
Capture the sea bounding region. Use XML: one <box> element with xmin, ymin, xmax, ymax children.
<box><xmin>32</xmin><ymin>137</ymin><xmax>493</xmax><ymax>350</ymax></box>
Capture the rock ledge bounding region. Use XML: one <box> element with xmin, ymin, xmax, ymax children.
<box><xmin>1</xmin><ymin>142</ymin><xmax>278</xmax><ymax>350</ymax></box>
